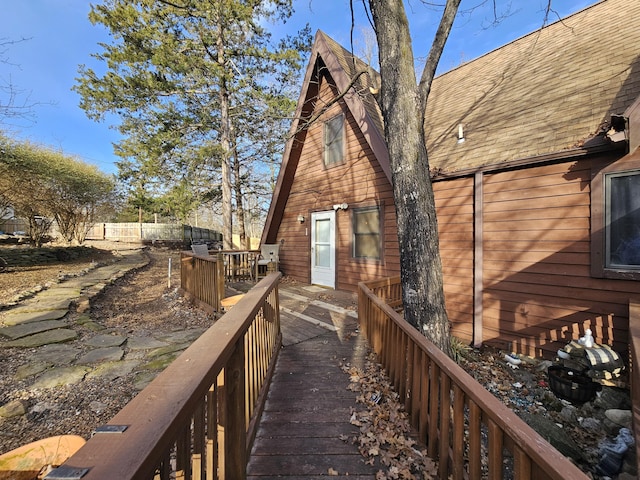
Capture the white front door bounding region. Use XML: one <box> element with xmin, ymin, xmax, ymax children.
<box><xmin>311</xmin><ymin>211</ymin><xmax>336</xmax><ymax>288</ymax></box>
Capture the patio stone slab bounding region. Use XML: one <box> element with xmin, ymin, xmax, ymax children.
<box><xmin>147</xmin><ymin>342</ymin><xmax>191</xmax><ymax>359</ymax></box>
<box><xmin>2</xmin><ymin>329</ymin><xmax>78</xmax><ymax>348</ymax></box>
<box><xmin>37</xmin><ymin>287</ymin><xmax>82</xmax><ymax>298</ymax></box>
<box><xmin>84</xmin><ymin>334</ymin><xmax>127</xmax><ymax>348</ymax></box>
<box><xmin>2</xmin><ymin>308</ymin><xmax>69</xmax><ymax>326</ymax></box>
<box><xmin>75</xmin><ymin>314</ymin><xmax>105</xmax><ymax>332</ymax></box>
<box><xmin>126</xmin><ymin>336</ymin><xmax>168</xmax><ymax>350</ymax></box>
<box><xmin>141</xmin><ymin>352</ymin><xmax>180</xmax><ymax>371</ymax></box>
<box><xmin>12</xmin><ymin>297</ymin><xmax>73</xmax><ymax>312</ymax></box>
<box><xmin>15</xmin><ymin>361</ymin><xmax>54</xmax><ymax>380</ymax></box>
<box><xmin>31</xmin><ymin>365</ymin><xmax>91</xmax><ymax>389</ymax></box>
<box><xmin>86</xmin><ymin>360</ymin><xmax>139</xmax><ymax>381</ymax></box>
<box><xmin>77</xmin><ymin>347</ymin><xmax>124</xmax><ymax>364</ymax></box>
<box><xmin>155</xmin><ymin>328</ymin><xmax>206</xmax><ymax>344</ymax></box>
<box><xmin>0</xmin><ymin>320</ymin><xmax>68</xmax><ymax>340</ymax></box>
<box><xmin>132</xmin><ymin>371</ymin><xmax>157</xmax><ymax>391</ymax></box>
<box><xmin>32</xmin><ymin>344</ymin><xmax>81</xmax><ymax>365</ymax></box>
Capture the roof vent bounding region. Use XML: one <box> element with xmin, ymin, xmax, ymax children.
<box><xmin>457</xmin><ymin>124</ymin><xmax>465</xmax><ymax>144</ymax></box>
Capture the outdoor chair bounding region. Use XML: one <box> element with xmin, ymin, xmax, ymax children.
<box><xmin>255</xmin><ymin>244</ymin><xmax>279</xmax><ymax>280</ymax></box>
<box><xmin>191</xmin><ymin>244</ymin><xmax>210</xmax><ymax>256</ymax></box>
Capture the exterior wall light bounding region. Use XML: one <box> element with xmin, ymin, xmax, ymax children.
<box><xmin>297</xmin><ymin>215</ymin><xmax>305</xmax><ymax>223</ymax></box>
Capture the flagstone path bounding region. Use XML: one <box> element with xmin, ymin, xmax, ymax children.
<box><xmin>0</xmin><ymin>248</ymin><xmax>208</xmax><ymax>398</ymax></box>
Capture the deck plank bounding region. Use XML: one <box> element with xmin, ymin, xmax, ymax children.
<box><xmin>247</xmin><ymin>285</ymin><xmax>378</xmax><ymax>478</ymax></box>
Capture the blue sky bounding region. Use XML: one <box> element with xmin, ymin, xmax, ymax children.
<box><xmin>0</xmin><ymin>0</ymin><xmax>595</xmax><ymax>176</ymax></box>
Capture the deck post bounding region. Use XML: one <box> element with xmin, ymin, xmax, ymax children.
<box><xmin>225</xmin><ymin>337</ymin><xmax>247</xmax><ymax>479</ymax></box>
<box><xmin>216</xmin><ymin>252</ymin><xmax>225</xmax><ymax>308</ymax></box>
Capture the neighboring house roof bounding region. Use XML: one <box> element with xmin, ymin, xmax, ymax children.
<box><xmin>262</xmin><ymin>0</ymin><xmax>640</xmax><ymax>242</ymax></box>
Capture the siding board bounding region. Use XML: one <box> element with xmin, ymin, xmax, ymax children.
<box><xmin>481</xmin><ymin>157</ymin><xmax>640</xmax><ymax>357</ymax></box>
<box><xmin>434</xmin><ymin>177</ymin><xmax>475</xmax><ymax>342</ymax></box>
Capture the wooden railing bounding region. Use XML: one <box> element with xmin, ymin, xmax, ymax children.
<box><xmin>358</xmin><ymin>277</ymin><xmax>589</xmax><ymax>480</ymax></box>
<box><xmin>46</xmin><ymin>273</ymin><xmax>282</xmax><ymax>480</ymax></box>
<box><xmin>219</xmin><ymin>249</ymin><xmax>260</xmax><ymax>282</ymax></box>
<box><xmin>180</xmin><ymin>250</ymin><xmax>225</xmax><ymax>312</ymax></box>
<box><xmin>629</xmin><ymin>298</ymin><xmax>640</xmax><ymax>475</ymax></box>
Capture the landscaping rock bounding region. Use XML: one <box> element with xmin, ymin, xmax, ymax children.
<box><xmin>31</xmin><ymin>344</ymin><xmax>81</xmax><ymax>365</ymax></box>
<box><xmin>89</xmin><ymin>401</ymin><xmax>108</xmax><ymax>414</ymax></box>
<box><xmin>86</xmin><ymin>360</ymin><xmax>139</xmax><ymax>382</ymax></box>
<box><xmin>15</xmin><ymin>362</ymin><xmax>54</xmax><ymax>381</ymax></box>
<box><xmin>520</xmin><ymin>412</ymin><xmax>585</xmax><ymax>463</ymax></box>
<box><xmin>579</xmin><ymin>417</ymin><xmax>602</xmax><ymax>431</ymax></box>
<box><xmin>594</xmin><ymin>387</ymin><xmax>631</xmax><ymax>410</ymax></box>
<box><xmin>0</xmin><ymin>400</ymin><xmax>27</xmax><ymax>418</ymax></box>
<box><xmin>126</xmin><ymin>336</ymin><xmax>168</xmax><ymax>350</ymax></box>
<box><xmin>605</xmin><ymin>409</ymin><xmax>633</xmax><ymax>428</ymax></box>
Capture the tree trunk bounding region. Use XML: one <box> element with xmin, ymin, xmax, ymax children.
<box><xmin>233</xmin><ymin>152</ymin><xmax>249</xmax><ymax>250</ymax></box>
<box><xmin>217</xmin><ymin>29</ymin><xmax>233</xmax><ymax>250</ymax></box>
<box><xmin>369</xmin><ymin>0</ymin><xmax>456</xmax><ymax>356</ymax></box>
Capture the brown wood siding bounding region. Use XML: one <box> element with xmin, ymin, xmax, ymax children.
<box><xmin>434</xmin><ymin>177</ymin><xmax>475</xmax><ymax>343</ymax></box>
<box><xmin>481</xmin><ymin>159</ymin><xmax>640</xmax><ymax>358</ymax></box>
<box><xmin>275</xmin><ymin>70</ymin><xmax>399</xmax><ymax>291</ymax></box>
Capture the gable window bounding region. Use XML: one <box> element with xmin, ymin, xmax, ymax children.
<box><xmin>353</xmin><ymin>206</ymin><xmax>381</xmax><ymax>260</ymax></box>
<box><xmin>324</xmin><ymin>114</ymin><xmax>344</xmax><ymax>166</ymax></box>
<box><xmin>605</xmin><ymin>170</ymin><xmax>640</xmax><ymax>268</ymax></box>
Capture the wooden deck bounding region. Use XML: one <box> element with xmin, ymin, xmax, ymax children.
<box><xmin>247</xmin><ymin>284</ymin><xmax>380</xmax><ymax>479</ymax></box>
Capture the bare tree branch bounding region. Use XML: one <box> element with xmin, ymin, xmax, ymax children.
<box><xmin>418</xmin><ymin>0</ymin><xmax>462</xmax><ymax>112</ymax></box>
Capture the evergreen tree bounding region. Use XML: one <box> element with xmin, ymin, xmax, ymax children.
<box><xmin>74</xmin><ymin>0</ymin><xmax>310</xmax><ymax>246</ymax></box>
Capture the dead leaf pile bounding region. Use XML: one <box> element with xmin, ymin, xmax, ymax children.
<box><xmin>341</xmin><ymin>353</ymin><xmax>438</xmax><ymax>480</ymax></box>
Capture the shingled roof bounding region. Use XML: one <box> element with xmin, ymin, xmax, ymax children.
<box><xmin>425</xmin><ymin>0</ymin><xmax>640</xmax><ymax>173</ymax></box>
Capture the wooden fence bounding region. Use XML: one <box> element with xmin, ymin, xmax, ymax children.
<box><xmin>46</xmin><ymin>273</ymin><xmax>282</xmax><ymax>480</ymax></box>
<box><xmin>0</xmin><ymin>218</ymin><xmax>28</xmax><ymax>234</ymax></box>
<box><xmin>86</xmin><ymin>222</ymin><xmax>221</xmax><ymax>244</ymax></box>
<box><xmin>358</xmin><ymin>276</ymin><xmax>589</xmax><ymax>480</ymax></box>
<box><xmin>180</xmin><ymin>251</ymin><xmax>225</xmax><ymax>313</ymax></box>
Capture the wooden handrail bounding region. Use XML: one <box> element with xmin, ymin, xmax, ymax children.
<box><xmin>629</xmin><ymin>298</ymin><xmax>640</xmax><ymax>475</ymax></box>
<box><xmin>358</xmin><ymin>276</ymin><xmax>589</xmax><ymax>480</ymax></box>
<box><xmin>46</xmin><ymin>273</ymin><xmax>282</xmax><ymax>480</ymax></box>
